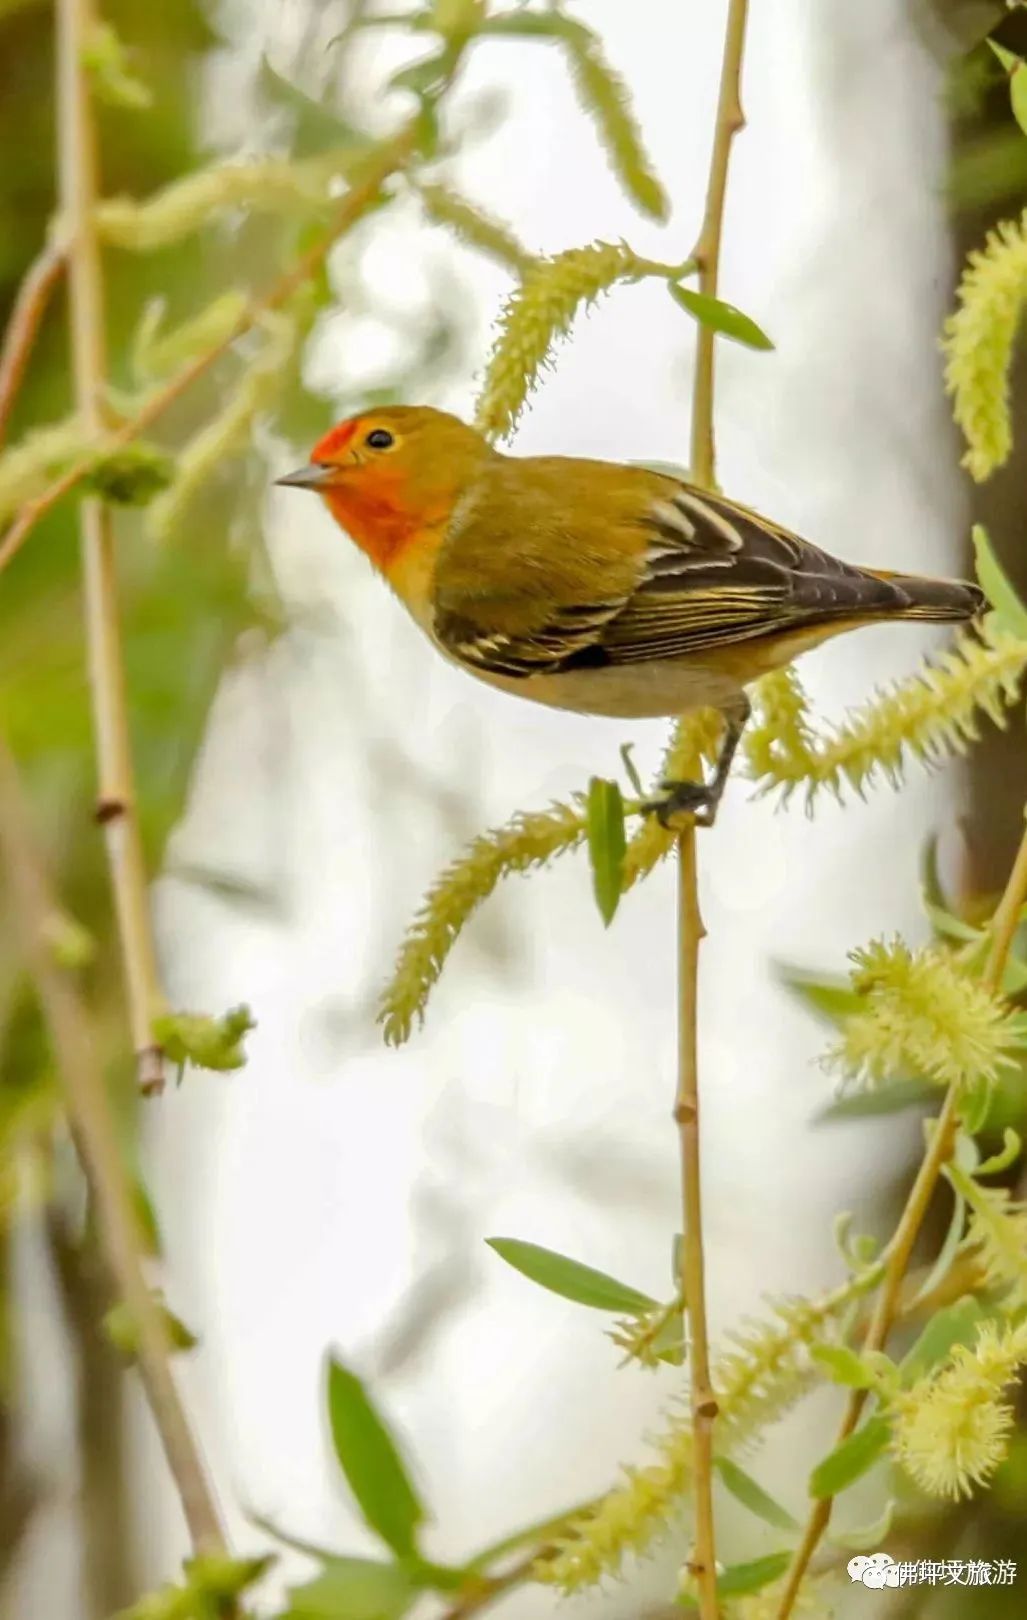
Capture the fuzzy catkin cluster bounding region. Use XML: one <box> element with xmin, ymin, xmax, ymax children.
<box><xmin>745</xmin><ymin>619</ymin><xmax>1027</xmax><ymax>803</ymax></box>
<box><xmin>474</xmin><ymin>242</ymin><xmax>658</xmax><ymax>440</ymax></box>
<box><xmin>893</xmin><ymin>1320</ymin><xmax>1027</xmax><ymax>1499</ymax></box>
<box><xmin>943</xmin><ymin>207</ymin><xmax>1027</xmax><ymax>480</ymax></box>
<box><xmin>828</xmin><ymin>938</ymin><xmax>1021</xmax><ymax>1092</ymax></box>
<box><xmin>378</xmin><ymin>800</ymin><xmax>589</xmax><ymax>1045</ymax></box>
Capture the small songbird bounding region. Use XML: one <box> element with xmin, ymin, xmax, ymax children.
<box><xmin>278</xmin><ymin>405</ymin><xmax>983</xmax><ymax>825</ymax></box>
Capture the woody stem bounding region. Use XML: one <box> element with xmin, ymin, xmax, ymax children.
<box><xmin>58</xmin><ymin>0</ymin><xmax>166</xmax><ymax>1093</ymax></box>
<box><xmin>678</xmin><ymin>4</ymin><xmax>751</xmax><ymax>1618</ymax></box>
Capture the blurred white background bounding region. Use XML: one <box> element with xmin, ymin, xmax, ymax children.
<box><xmin>63</xmin><ymin>0</ymin><xmax>970</xmax><ymax>1612</ymax></box>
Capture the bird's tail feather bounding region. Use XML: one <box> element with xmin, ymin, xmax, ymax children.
<box><xmin>867</xmin><ymin>569</ymin><xmax>984</xmax><ymax>623</ymax></box>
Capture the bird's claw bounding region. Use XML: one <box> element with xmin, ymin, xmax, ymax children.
<box><xmin>643</xmin><ymin>778</ymin><xmax>718</xmax><ymax>830</ymax></box>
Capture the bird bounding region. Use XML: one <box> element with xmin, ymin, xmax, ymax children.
<box><xmin>277</xmin><ymin>405</ymin><xmax>983</xmax><ymax>827</ymax></box>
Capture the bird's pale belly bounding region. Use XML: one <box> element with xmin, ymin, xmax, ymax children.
<box><xmin>427</xmin><ymin>612</ymin><xmax>860</xmax><ymax>720</ymax></box>
<box><xmin>463</xmin><ymin>659</ymin><xmax>741</xmax><ymax>719</ymax></box>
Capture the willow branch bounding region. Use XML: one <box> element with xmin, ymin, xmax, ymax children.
<box><xmin>689</xmin><ymin>0</ymin><xmax>749</xmax><ymax>489</ymax></box>
<box><xmin>0</xmin><ymin>237</ymin><xmax>66</xmax><ymax>447</ymax></box>
<box><xmin>673</xmin><ymin>6</ymin><xmax>750</xmax><ymax>1618</ymax></box>
<box><xmin>439</xmin><ymin>1548</ymin><xmax>555</xmax><ymax>1620</ymax></box>
<box><xmin>675</xmin><ymin>833</ymin><xmax>717</xmax><ymax>1613</ymax></box>
<box><xmin>57</xmin><ymin>0</ymin><xmax>167</xmax><ymax>1093</ymax></box>
<box><xmin>0</xmin><ymin>124</ymin><xmax>416</xmax><ymax>578</ymax></box>
<box><xmin>774</xmin><ymin>811</ymin><xmax>1027</xmax><ymax>1619</ymax></box>
<box><xmin>0</xmin><ymin>734</ymin><xmax>227</xmax><ymax>1552</ymax></box>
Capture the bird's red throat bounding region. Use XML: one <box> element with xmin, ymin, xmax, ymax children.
<box><xmin>320</xmin><ymin>482</ymin><xmax>421</xmax><ymax>573</ymax></box>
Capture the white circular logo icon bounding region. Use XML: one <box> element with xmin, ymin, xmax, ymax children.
<box><xmin>847</xmin><ymin>1554</ymin><xmax>900</xmax><ymax>1588</ymax></box>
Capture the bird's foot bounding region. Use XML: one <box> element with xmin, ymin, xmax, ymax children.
<box><xmin>643</xmin><ymin>777</ymin><xmax>718</xmax><ymax>830</ymax></box>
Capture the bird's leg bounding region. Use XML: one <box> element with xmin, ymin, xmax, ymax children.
<box><xmin>645</xmin><ymin>693</ymin><xmax>752</xmax><ymax>830</ymax></box>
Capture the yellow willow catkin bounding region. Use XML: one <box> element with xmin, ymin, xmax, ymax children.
<box><xmin>745</xmin><ymin>619</ymin><xmax>1027</xmax><ymax>803</ymax></box>
<box><xmin>0</xmin><ymin>418</ymin><xmax>92</xmax><ymax>526</ymax></box>
<box><xmin>418</xmin><ymin>183</ymin><xmax>536</xmax><ymax>274</ymax></box>
<box><xmin>147</xmin><ymin>311</ymin><xmax>300</xmax><ymax>540</ymax></box>
<box><xmin>621</xmin><ymin>709</ymin><xmax>723</xmax><ymax>890</ymax></box>
<box><xmin>943</xmin><ymin>207</ymin><xmax>1027</xmax><ymax>480</ymax></box>
<box><xmin>132</xmin><ymin>291</ymin><xmax>250</xmax><ymax>381</ymax></box>
<box><xmin>742</xmin><ymin>666</ymin><xmax>815</xmax><ymax>784</ymax></box>
<box><xmin>828</xmin><ymin>937</ymin><xmax>1022</xmax><ymax>1092</ymax></box>
<box><xmin>892</xmin><ymin>1320</ymin><xmax>1027</xmax><ymax>1500</ymax></box>
<box><xmin>378</xmin><ymin>800</ymin><xmax>589</xmax><ymax>1045</ymax></box>
<box><xmin>474</xmin><ymin>241</ymin><xmax>673</xmax><ymax>440</ymax></box>
<box><xmin>558</xmin><ymin>19</ymin><xmax>667</xmax><ymax>221</ymax></box>
<box><xmin>95</xmin><ymin>152</ymin><xmax>354</xmax><ymax>250</ymax></box>
<box><xmin>538</xmin><ymin>1269</ymin><xmax>882</xmax><ymax>1589</ymax></box>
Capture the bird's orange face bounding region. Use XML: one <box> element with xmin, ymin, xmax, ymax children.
<box><xmin>278</xmin><ymin>405</ymin><xmax>493</xmax><ymax>575</ymax></box>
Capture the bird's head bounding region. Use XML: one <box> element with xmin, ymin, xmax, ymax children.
<box><xmin>277</xmin><ymin>405</ymin><xmax>494</xmax><ymax>573</ymax></box>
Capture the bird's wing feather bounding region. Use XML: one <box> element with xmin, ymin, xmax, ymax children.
<box><xmin>432</xmin><ymin>466</ymin><xmax>894</xmax><ymax>679</ymax></box>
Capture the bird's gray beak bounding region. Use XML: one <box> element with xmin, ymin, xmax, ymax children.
<box><xmin>275</xmin><ymin>464</ymin><xmax>334</xmax><ymax>489</ymax></box>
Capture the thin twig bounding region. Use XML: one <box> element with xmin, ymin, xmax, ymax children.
<box><xmin>774</xmin><ymin>811</ymin><xmax>1027</xmax><ymax>1620</ymax></box>
<box><xmin>0</xmin><ymin>125</ymin><xmax>417</xmax><ymax>578</ymax></box>
<box><xmin>439</xmin><ymin>1548</ymin><xmax>555</xmax><ymax>1620</ymax></box>
<box><xmin>58</xmin><ymin>0</ymin><xmax>166</xmax><ymax>1093</ymax></box>
<box><xmin>689</xmin><ymin>0</ymin><xmax>749</xmax><ymax>488</ymax></box>
<box><xmin>0</xmin><ymin>734</ymin><xmax>227</xmax><ymax>1552</ymax></box>
<box><xmin>675</xmin><ymin>832</ymin><xmax>717</xmax><ymax>1615</ymax></box>
<box><xmin>677</xmin><ymin>4</ymin><xmax>750</xmax><ymax>1615</ymax></box>
<box><xmin>0</xmin><ymin>237</ymin><xmax>66</xmax><ymax>447</ymax></box>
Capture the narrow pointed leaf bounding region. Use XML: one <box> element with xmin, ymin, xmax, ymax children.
<box><xmin>809</xmin><ymin>1414</ymin><xmax>891</xmax><ymax>1498</ymax></box>
<box><xmin>908</xmin><ymin>1180</ymin><xmax>967</xmax><ymax>1309</ymax></box>
<box><xmin>810</xmin><ymin>1344</ymin><xmax>882</xmax><ymax>1390</ymax></box>
<box><xmin>486</xmin><ymin>1237</ymin><xmax>657</xmax><ymax>1314</ymax></box>
<box><xmin>977</xmin><ymin>1126</ymin><xmax>1022</xmax><ymax>1176</ymax></box>
<box><xmin>325</xmin><ymin>1358</ymin><xmax>424</xmax><ymax>1557</ymax></box>
<box><xmin>669</xmin><ymin>284</ymin><xmax>774</xmax><ymax>350</ymax></box>
<box><xmin>586</xmin><ymin>776</ymin><xmax>626</xmax><ymax>926</ymax></box>
<box><xmin>284</xmin><ymin>1557</ymin><xmax>415</xmax><ymax>1620</ymax></box>
<box><xmin>714</xmin><ymin>1457</ymin><xmax>799</xmax><ymax>1531</ymax></box>
<box><xmin>716</xmin><ymin>1552</ymin><xmax>793</xmax><ymax>1596</ymax></box>
<box><xmin>973</xmin><ymin>525</ymin><xmax>1027</xmax><ymax>637</ymax></box>
<box><xmin>989</xmin><ymin>40</ymin><xmax>1020</xmax><ymax>72</ymax></box>
<box><xmin>776</xmin><ymin>965</ymin><xmax>862</xmax><ymax>1027</ymax></box>
<box><xmin>1012</xmin><ymin>64</ymin><xmax>1027</xmax><ymax>137</ymax></box>
<box><xmin>815</xmin><ymin>1077</ymin><xmax>935</xmax><ymax>1123</ymax></box>
<box><xmin>900</xmin><ymin>1297</ymin><xmax>985</xmax><ymax>1385</ymax></box>
<box><xmin>829</xmin><ymin>1498</ymin><xmax>896</xmax><ymax>1552</ymax></box>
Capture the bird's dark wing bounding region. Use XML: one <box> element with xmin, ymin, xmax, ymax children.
<box><xmin>594</xmin><ymin>485</ymin><xmax>897</xmax><ymax>666</ymax></box>
<box><xmin>432</xmin><ymin>470</ymin><xmax>896</xmax><ymax>680</ymax></box>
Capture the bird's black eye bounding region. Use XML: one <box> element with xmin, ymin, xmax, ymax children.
<box><xmin>365</xmin><ymin>428</ymin><xmax>394</xmax><ymax>450</ymax></box>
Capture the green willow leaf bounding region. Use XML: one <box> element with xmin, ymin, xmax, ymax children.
<box><xmin>829</xmin><ymin>1498</ymin><xmax>896</xmax><ymax>1552</ymax></box>
<box><xmin>669</xmin><ymin>284</ymin><xmax>774</xmax><ymax>349</ymax></box>
<box><xmin>809</xmin><ymin>1414</ymin><xmax>891</xmax><ymax>1499</ymax></box>
<box><xmin>284</xmin><ymin>1557</ymin><xmax>415</xmax><ymax>1620</ymax></box>
<box><xmin>586</xmin><ymin>776</ymin><xmax>626</xmax><ymax>926</ymax></box>
<box><xmin>972</xmin><ymin>525</ymin><xmax>1027</xmax><ymax>638</ymax></box>
<box><xmin>1011</xmin><ymin>63</ymin><xmax>1027</xmax><ymax>137</ymax></box>
<box><xmin>486</xmin><ymin>1237</ymin><xmax>657</xmax><ymax>1314</ymax></box>
<box><xmin>814</xmin><ymin>1077</ymin><xmax>935</xmax><ymax>1124</ymax></box>
<box><xmin>899</xmin><ymin>1298</ymin><xmax>985</xmax><ymax>1385</ymax></box>
<box><xmin>717</xmin><ymin>1552</ymin><xmax>793</xmax><ymax>1597</ymax></box>
<box><xmin>325</xmin><ymin>1358</ymin><xmax>424</xmax><ymax>1558</ymax></box>
<box><xmin>714</xmin><ymin>1457</ymin><xmax>799</xmax><ymax>1532</ymax></box>
<box><xmin>776</xmin><ymin>965</ymin><xmax>862</xmax><ymax>1027</ymax></box>
<box><xmin>908</xmin><ymin>1179</ymin><xmax>967</xmax><ymax>1309</ymax></box>
<box><xmin>810</xmin><ymin>1344</ymin><xmax>882</xmax><ymax>1390</ymax></box>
